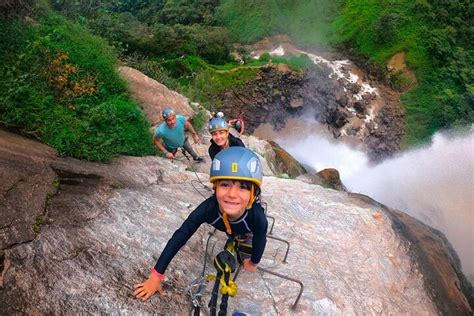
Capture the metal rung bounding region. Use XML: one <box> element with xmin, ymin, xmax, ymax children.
<box><xmin>266</xmin><ymin>215</ymin><xmax>275</xmax><ymax>235</ymax></box>
<box><xmin>266</xmin><ymin>234</ymin><xmax>290</xmax><ymax>263</ymax></box>
<box><xmin>257</xmin><ymin>266</ymin><xmax>304</xmax><ymax>310</ymax></box>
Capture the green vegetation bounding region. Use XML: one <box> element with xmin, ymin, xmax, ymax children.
<box><xmin>0</xmin><ymin>12</ymin><xmax>156</xmax><ymax>161</ymax></box>
<box><xmin>273</xmin><ymin>54</ymin><xmax>314</xmax><ymax>70</ymax></box>
<box><xmin>330</xmin><ymin>0</ymin><xmax>473</xmax><ymax>144</ymax></box>
<box><xmin>1</xmin><ymin>0</ymin><xmax>471</xmax><ymax>160</ymax></box>
<box><xmin>50</xmin><ymin>0</ymin><xmax>263</xmax><ymax>125</ymax></box>
<box><xmin>217</xmin><ymin>0</ymin><xmax>343</xmax><ymax>46</ymax></box>
<box><xmin>52</xmin><ymin>0</ymin><xmax>232</xmax><ymax>65</ymax></box>
<box><xmin>218</xmin><ymin>0</ymin><xmax>473</xmax><ymax>144</ymax></box>
<box><xmin>188</xmin><ymin>108</ymin><xmax>208</xmax><ymax>133</ymax></box>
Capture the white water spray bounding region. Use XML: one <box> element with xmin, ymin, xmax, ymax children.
<box><xmin>252</xmin><ymin>43</ymin><xmax>474</xmax><ymax>281</ymax></box>
<box><xmin>256</xmin><ymin>121</ymin><xmax>474</xmax><ymax>282</ymax></box>
<box><xmin>346</xmin><ymin>128</ymin><xmax>474</xmax><ymax>283</ymax></box>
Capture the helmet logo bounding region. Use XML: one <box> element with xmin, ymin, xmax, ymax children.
<box><xmin>232</xmin><ymin>163</ymin><xmax>238</xmax><ymax>173</ymax></box>
<box><xmin>212</xmin><ymin>159</ymin><xmax>221</xmax><ymax>171</ymax></box>
<box><xmin>249</xmin><ymin>160</ymin><xmax>257</xmax><ymax>173</ymax></box>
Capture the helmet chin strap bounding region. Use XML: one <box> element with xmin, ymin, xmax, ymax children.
<box><xmin>246</xmin><ymin>184</ymin><xmax>255</xmax><ymax>209</ymax></box>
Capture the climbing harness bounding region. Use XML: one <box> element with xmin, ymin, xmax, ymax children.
<box><xmin>208</xmin><ymin>237</ymin><xmax>238</xmax><ymax>316</ymax></box>
<box><xmin>187</xmin><ymin>222</ymin><xmax>305</xmax><ymax>315</ymax></box>
<box><xmin>181</xmin><ymin>147</ymin><xmax>303</xmax><ymax>314</ymax></box>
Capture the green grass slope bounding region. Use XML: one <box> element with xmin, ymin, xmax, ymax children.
<box><xmin>0</xmin><ymin>11</ymin><xmax>156</xmax><ymax>161</ymax></box>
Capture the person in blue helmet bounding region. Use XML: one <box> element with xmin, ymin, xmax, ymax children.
<box><xmin>154</xmin><ymin>107</ymin><xmax>204</xmax><ymax>162</ymax></box>
<box><xmin>208</xmin><ymin>117</ymin><xmax>245</xmax><ymax>160</ymax></box>
<box><xmin>209</xmin><ymin>111</ymin><xmax>245</xmax><ymax>137</ymax></box>
<box><xmin>134</xmin><ymin>147</ymin><xmax>268</xmax><ymax>300</ymax></box>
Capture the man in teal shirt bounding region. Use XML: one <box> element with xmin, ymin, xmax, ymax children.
<box><xmin>154</xmin><ymin>107</ymin><xmax>204</xmax><ymax>162</ymax></box>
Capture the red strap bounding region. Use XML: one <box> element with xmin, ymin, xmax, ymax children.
<box><xmin>151</xmin><ymin>268</ymin><xmax>165</xmax><ymax>280</ymax></box>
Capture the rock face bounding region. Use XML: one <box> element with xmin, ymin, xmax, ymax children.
<box><xmin>267</xmin><ymin>140</ymin><xmax>306</xmax><ymax>178</ymax></box>
<box><xmin>217</xmin><ymin>44</ymin><xmax>405</xmax><ymax>162</ymax></box>
<box><xmin>117</xmin><ymin>66</ymin><xmax>305</xmax><ymax>179</ymax></box>
<box><xmin>118</xmin><ymin>66</ymin><xmax>195</xmax><ymax>125</ymax></box>
<box><xmin>0</xmin><ymin>129</ymin><xmax>57</xmax><ymax>251</ymax></box>
<box><xmin>296</xmin><ymin>168</ymin><xmax>346</xmax><ymax>191</ymax></box>
<box><xmin>1</xmin><ymin>129</ymin><xmax>472</xmax><ymax>315</ymax></box>
<box><xmin>217</xmin><ymin>65</ymin><xmax>305</xmax><ymax>134</ymax></box>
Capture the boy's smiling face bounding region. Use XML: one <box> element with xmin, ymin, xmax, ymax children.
<box><xmin>215</xmin><ymin>180</ymin><xmax>251</xmax><ymax>220</ymax></box>
<box><xmin>211</xmin><ymin>129</ymin><xmax>229</xmax><ymax>147</ymax></box>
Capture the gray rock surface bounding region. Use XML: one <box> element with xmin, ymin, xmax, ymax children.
<box><xmin>0</xmin><ymin>129</ymin><xmax>57</xmax><ymax>251</ymax></box>
<box><xmin>1</xmin><ymin>129</ymin><xmax>471</xmax><ymax>315</ymax></box>
<box><xmin>118</xmin><ymin>66</ymin><xmax>194</xmax><ymax>125</ymax></box>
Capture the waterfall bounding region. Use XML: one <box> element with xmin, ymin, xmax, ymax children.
<box><xmin>255</xmin><ymin>119</ymin><xmax>474</xmax><ymax>283</ymax></box>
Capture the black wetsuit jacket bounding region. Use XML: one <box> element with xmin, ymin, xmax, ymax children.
<box><xmin>154</xmin><ymin>195</ymin><xmax>268</xmax><ymax>274</ymax></box>
<box><xmin>208</xmin><ymin>134</ymin><xmax>245</xmax><ymax>160</ymax></box>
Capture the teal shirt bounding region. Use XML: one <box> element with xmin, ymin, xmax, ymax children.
<box><xmin>155</xmin><ymin>115</ymin><xmax>186</xmax><ymax>151</ymax></box>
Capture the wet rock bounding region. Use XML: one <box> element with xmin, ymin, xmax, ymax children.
<box><xmin>289</xmin><ymin>98</ymin><xmax>304</xmax><ymax>109</ymax></box>
<box><xmin>332</xmin><ymin>110</ymin><xmax>349</xmax><ymax>129</ymax></box>
<box><xmin>296</xmin><ymin>168</ymin><xmax>346</xmax><ymax>191</ymax></box>
<box><xmin>346</xmin><ymin>127</ymin><xmax>360</xmax><ymax>136</ymax></box>
<box><xmin>347</xmin><ymin>83</ymin><xmax>361</xmax><ymax>94</ymax></box>
<box><xmin>367</xmin><ymin>122</ymin><xmax>377</xmax><ymax>134</ymax></box>
<box><xmin>353</xmin><ymin>101</ymin><xmax>366</xmax><ymax>114</ymax></box>
<box><xmin>335</xmin><ymin>92</ymin><xmax>349</xmax><ymax>107</ymax></box>
<box><xmin>267</xmin><ymin>140</ymin><xmax>306</xmax><ymax>177</ymax></box>
<box><xmin>362</xmin><ymin>93</ymin><xmax>372</xmax><ymax>101</ymax></box>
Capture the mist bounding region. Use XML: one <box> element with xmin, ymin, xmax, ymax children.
<box><xmin>255</xmin><ymin>119</ymin><xmax>474</xmax><ymax>282</ymax></box>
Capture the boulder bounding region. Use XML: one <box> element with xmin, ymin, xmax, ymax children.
<box><xmin>296</xmin><ymin>168</ymin><xmax>346</xmax><ymax>191</ymax></box>
<box><xmin>267</xmin><ymin>140</ymin><xmax>307</xmax><ymax>178</ymax></box>
<box><xmin>118</xmin><ymin>66</ymin><xmax>194</xmax><ymax>125</ymax></box>
<box><xmin>289</xmin><ymin>98</ymin><xmax>304</xmax><ymax>109</ymax></box>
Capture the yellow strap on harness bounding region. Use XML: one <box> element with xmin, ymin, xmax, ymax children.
<box><xmin>220</xmin><ymin>265</ymin><xmax>238</xmax><ymax>297</ymax></box>
<box><xmin>220</xmin><ymin>277</ymin><xmax>238</xmax><ymax>297</ymax></box>
<box><xmin>207</xmin><ymin>268</ymin><xmax>238</xmax><ymax>297</ymax></box>
<box><xmin>222</xmin><ymin>212</ymin><xmax>232</xmax><ymax>235</ymax></box>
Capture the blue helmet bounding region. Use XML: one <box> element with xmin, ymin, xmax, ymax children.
<box><xmin>210</xmin><ymin>147</ymin><xmax>263</xmax><ymax>187</ymax></box>
<box><xmin>209</xmin><ymin>117</ymin><xmax>229</xmax><ymax>133</ymax></box>
<box><xmin>162</xmin><ymin>107</ymin><xmax>175</xmax><ymax>120</ymax></box>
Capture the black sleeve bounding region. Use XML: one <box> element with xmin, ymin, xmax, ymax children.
<box><xmin>154</xmin><ymin>199</ymin><xmax>210</xmax><ymax>274</ymax></box>
<box><xmin>229</xmin><ymin>134</ymin><xmax>245</xmax><ymax>148</ymax></box>
<box><xmin>250</xmin><ymin>204</ymin><xmax>268</xmax><ymax>264</ymax></box>
<box><xmin>235</xmin><ymin>137</ymin><xmax>245</xmax><ymax>148</ymax></box>
<box><xmin>208</xmin><ymin>142</ymin><xmax>218</xmax><ymax>160</ymax></box>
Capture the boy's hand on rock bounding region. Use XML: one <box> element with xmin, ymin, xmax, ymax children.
<box><xmin>133</xmin><ymin>275</ymin><xmax>166</xmax><ymax>301</ymax></box>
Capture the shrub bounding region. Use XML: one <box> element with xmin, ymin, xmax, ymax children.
<box><xmin>0</xmin><ymin>13</ymin><xmax>156</xmax><ymax>161</ymax></box>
